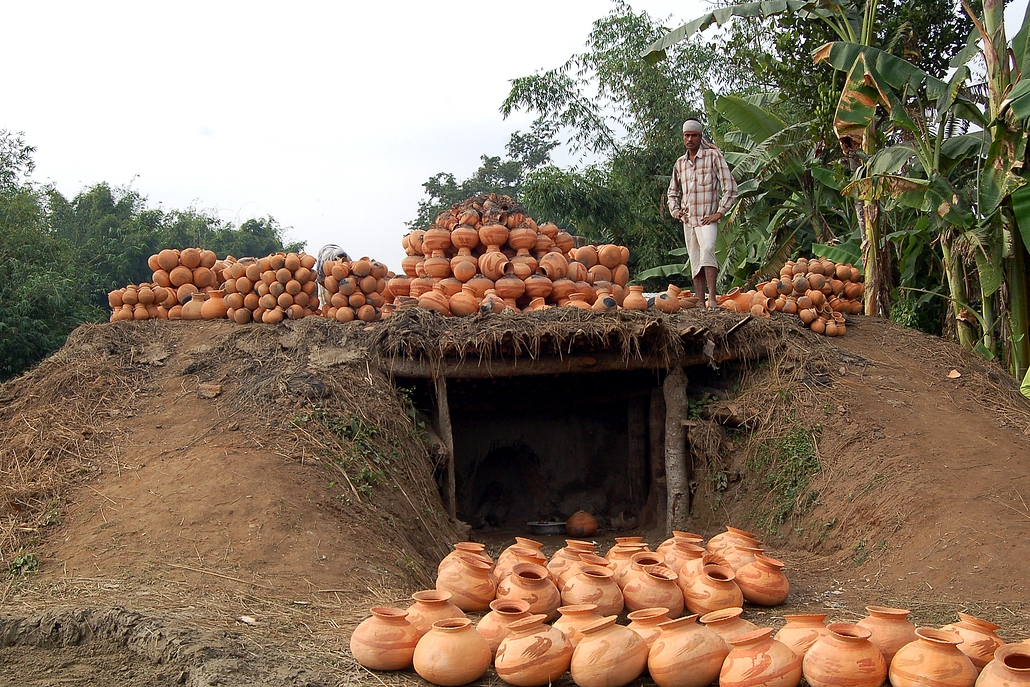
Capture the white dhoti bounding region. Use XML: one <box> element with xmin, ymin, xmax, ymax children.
<box><xmin>683</xmin><ymin>223</ymin><xmax>718</xmax><ymax>278</ymax></box>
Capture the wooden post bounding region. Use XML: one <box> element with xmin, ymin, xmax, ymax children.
<box><xmin>663</xmin><ymin>366</ymin><xmax>689</xmax><ymax>534</ymax></box>
<box><xmin>643</xmin><ymin>386</ymin><xmax>666</xmax><ymax>531</ymax></box>
<box><xmin>627</xmin><ymin>395</ymin><xmax>648</xmax><ymax>510</ymax></box>
<box><xmin>434</xmin><ymin>374</ymin><xmax>457</xmax><ymax>519</ymax></box>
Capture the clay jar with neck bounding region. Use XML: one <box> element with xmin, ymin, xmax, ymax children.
<box><xmin>475</xmin><ymin>598</ymin><xmax>530</xmax><ymax>656</ymax></box>
<box><xmin>405</xmin><ymin>590</ymin><xmax>465</xmax><ymax>638</ymax></box>
<box><xmin>940</xmin><ymin>612</ymin><xmax>1005</xmax><ymax>671</ymax></box>
<box><xmin>553</xmin><ymin>604</ymin><xmax>603</xmax><ymax>648</ymax></box>
<box><xmin>720</xmin><ymin>627</ymin><xmax>802</xmax><ymax>687</ymax></box>
<box><xmin>435</xmin><ymin>552</ymin><xmax>496</xmax><ymax>612</ymax></box>
<box><xmin>889</xmin><ymin>627</ymin><xmax>977</xmax><ymax>687</ymax></box>
<box><xmin>626</xmin><ymin>607</ymin><xmax>672</xmax><ymax>649</ymax></box>
<box><xmin>556</xmin><ymin>552</ymin><xmax>612</xmax><ymax>590</ymax></box>
<box><xmin>495</xmin><ymin>563</ymin><xmax>561</xmax><ymax>622</ymax></box>
<box><xmin>735</xmin><ymin>554</ymin><xmax>790</xmax><ymax>606</ymax></box>
<box><xmin>977</xmin><ymin>644</ymin><xmax>1030</xmax><ymax>687</ymax></box>
<box><xmin>706</xmin><ymin>526</ymin><xmax>761</xmax><ymax>557</ymax></box>
<box><xmin>349</xmin><ymin>607</ymin><xmax>419</xmax><ymax>671</ymax></box>
<box><xmin>682</xmin><ymin>563</ymin><xmax>744</xmax><ymax>616</ymax></box>
<box><xmin>774</xmin><ymin>613</ymin><xmax>829</xmax><ymax>657</ymax></box>
<box><xmin>412</xmin><ymin>617</ymin><xmax>491</xmax><ymax>687</ymax></box>
<box><xmin>647</xmin><ymin>614</ymin><xmax>730</xmax><ymax>687</ymax></box>
<box><xmin>494</xmin><ymin>613</ymin><xmax>574</xmax><ymax>687</ymax></box>
<box><xmin>700</xmin><ymin>607</ymin><xmax>758</xmax><ymax>643</ymax></box>
<box><xmin>623</xmin><ymin>285</ymin><xmax>648</xmax><ymax>310</ymax></box>
<box><xmin>571</xmin><ymin>615</ymin><xmax>649</xmax><ymax>687</ymax></box>
<box><xmin>621</xmin><ymin>564</ymin><xmax>684</xmax><ymax>617</ymax></box>
<box><xmin>802</xmin><ymin>623</ymin><xmax>887</xmax><ymax>687</ymax></box>
<box><xmin>560</xmin><ymin>566</ymin><xmax>625</xmax><ymax>617</ymax></box>
<box><xmin>856</xmin><ymin>605</ymin><xmax>917</xmax><ymax>666</ymax></box>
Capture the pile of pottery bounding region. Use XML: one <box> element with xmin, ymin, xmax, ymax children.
<box><xmin>717</xmin><ymin>256</ymin><xmax>865</xmax><ymax>336</ymax></box>
<box><xmin>395</xmin><ymin>194</ymin><xmax>632</xmax><ymax>315</ymax></box>
<box><xmin>220</xmin><ymin>252</ymin><xmax>321</xmax><ymax>323</ymax></box>
<box><xmin>109</xmin><ymin>248</ymin><xmax>236</xmax><ymax>320</ymax></box>
<box><xmin>108</xmin><ymin>281</ymin><xmax>178</xmax><ymax>321</ymax></box>
<box><xmin>320</xmin><ymin>256</ymin><xmax>394</xmax><ymax>322</ymax></box>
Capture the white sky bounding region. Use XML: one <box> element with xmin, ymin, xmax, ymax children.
<box><xmin>5</xmin><ymin>1</ymin><xmax>1028</xmax><ymax>272</ymax></box>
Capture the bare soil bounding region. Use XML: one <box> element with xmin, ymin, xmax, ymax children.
<box><xmin>1</xmin><ymin>314</ymin><xmax>1028</xmax><ymax>685</ymax></box>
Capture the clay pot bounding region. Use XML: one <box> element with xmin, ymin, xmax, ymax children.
<box><xmin>856</xmin><ymin>605</ymin><xmax>917</xmax><ymax>666</ymax></box>
<box><xmin>557</xmin><ymin>553</ymin><xmax>612</xmax><ymax>590</ymax></box>
<box><xmin>553</xmin><ymin>604</ymin><xmax>603</xmax><ymax>648</ymax></box>
<box><xmin>655</xmin><ymin>291</ymin><xmax>680</xmax><ymax>313</ymax></box>
<box><xmin>598</xmin><ymin>244</ymin><xmax>622</xmax><ymax>269</ymax></box>
<box><xmin>451</xmin><ymin>224</ymin><xmax>480</xmax><ymax>250</ymax></box>
<box><xmin>495</xmin><ymin>563</ymin><xmax>561</xmax><ymax>621</ymax></box>
<box><xmin>977</xmin><ymin>644</ymin><xmax>1030</xmax><ymax>687</ymax></box>
<box><xmin>622</xmin><ymin>564</ymin><xmax>684</xmax><ymax>617</ymax></box>
<box><xmin>479</xmin><ymin>222</ymin><xmax>509</xmax><ymax>248</ymax></box>
<box><xmin>660</xmin><ymin>540</ymin><xmax>704</xmax><ymax>575</ymax></box>
<box><xmin>448</xmin><ymin>284</ymin><xmax>480</xmax><ymax>318</ymax></box>
<box><xmin>436</xmin><ymin>552</ymin><xmax>496</xmax><ymax>612</ymax></box>
<box><xmin>422</xmin><ymin>225</ymin><xmax>453</xmax><ymax>254</ymax></box>
<box><xmin>605</xmin><ymin>536</ymin><xmax>645</xmax><ymax>557</ymax></box>
<box><xmin>451</xmin><ymin>255</ymin><xmax>478</xmax><ymax>284</ymax></box>
<box><xmin>476</xmin><ymin>598</ymin><xmax>531</xmax><ymax>656</ymax></box>
<box><xmin>735</xmin><ymin>553</ymin><xmax>789</xmax><ymax>606</ymax></box>
<box><xmin>941</xmin><ymin>612</ymin><xmax>1005</xmax><ymax>671</ymax></box>
<box><xmin>556</xmin><ymin>231</ymin><xmax>577</xmax><ymax>255</ymax></box>
<box><xmin>566</xmin><ymin>511</ymin><xmax>598</xmax><ymax>537</ymax></box>
<box><xmin>706</xmin><ymin>527</ymin><xmax>761</xmax><ymax>558</ymax></box>
<box><xmin>496</xmin><ymin>537</ymin><xmax>544</xmax><ymax>572</ymax></box>
<box><xmin>561</xmin><ymin>567</ymin><xmax>624</xmax><ymax>617</ymax></box>
<box><xmin>774</xmin><ymin>613</ymin><xmax>829</xmax><ymax>657</ymax></box>
<box><xmin>699</xmin><ymin>607</ymin><xmax>757</xmax><ymax>642</ymax></box>
<box><xmin>623</xmin><ymin>285</ymin><xmax>648</xmax><ymax>310</ymax></box>
<box><xmin>199</xmin><ymin>290</ymin><xmax>228</xmax><ymax>319</ymax></box>
<box><xmin>493</xmin><ymin>273</ymin><xmax>526</xmax><ymax>301</ymax></box>
<box><xmin>683</xmin><ymin>564</ymin><xmax>743</xmax><ymax>615</ymax></box>
<box><xmin>720</xmin><ymin>544</ymin><xmax>765</xmax><ymax>571</ymax></box>
<box><xmin>627</xmin><ymin>607</ymin><xmax>672</xmax><ymax>648</ymax></box>
<box><xmin>890</xmin><ymin>627</ymin><xmax>977</xmax><ymax>687</ymax></box>
<box><xmin>647</xmin><ymin>614</ymin><xmax>730</xmax><ymax>687</ymax></box>
<box><xmin>617</xmin><ymin>551</ymin><xmax>666</xmax><ymax>587</ymax></box>
<box><xmin>418</xmin><ymin>283</ymin><xmax>452</xmax><ymax>316</ymax></box>
<box><xmin>412</xmin><ymin>617</ymin><xmax>491</xmax><ymax>687</ymax></box>
<box><xmin>538</xmin><ymin>252</ymin><xmax>569</xmax><ymax>280</ymax></box>
<box><xmin>673</xmin><ymin>543</ymin><xmax>707</xmax><ymax>595</ymax></box>
<box><xmin>405</xmin><ymin>590</ymin><xmax>465</xmax><ymax>638</ymax></box>
<box><xmin>350</xmin><ymin>607</ymin><xmax>419</xmax><ymax>671</ymax></box>
<box><xmin>182</xmin><ymin>292</ymin><xmax>205</xmax><ymax>320</ymax></box>
<box><xmin>465</xmin><ymin>274</ymin><xmax>494</xmax><ymax>299</ymax></box>
<box><xmin>574</xmin><ymin>245</ymin><xmax>599</xmax><ymax>269</ymax></box>
<box><xmin>571</xmin><ymin>615</ymin><xmax>649</xmax><ymax>687</ymax></box>
<box><xmin>547</xmin><ymin>541</ymin><xmax>593</xmax><ymax>583</ymax></box>
<box><xmin>479</xmin><ymin>247</ymin><xmax>509</xmax><ymax>281</ymax></box>
<box><xmin>803</xmin><ymin>623</ymin><xmax>887</xmax><ymax>687</ymax></box>
<box><xmin>495</xmin><ymin>614</ymin><xmax>573</xmax><ymax>687</ymax></box>
<box><xmin>720</xmin><ymin>627</ymin><xmax>802</xmax><ymax>687</ymax></box>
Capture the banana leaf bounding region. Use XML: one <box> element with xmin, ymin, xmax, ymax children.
<box><xmin>813</xmin><ymin>241</ymin><xmax>863</xmax><ymax>266</ymax></box>
<box><xmin>714</xmin><ymin>95</ymin><xmax>787</xmax><ymax>144</ymax></box>
<box><xmin>635</xmin><ymin>263</ymin><xmax>689</xmax><ymax>281</ymax></box>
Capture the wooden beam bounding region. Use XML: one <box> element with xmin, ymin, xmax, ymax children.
<box><xmin>380</xmin><ymin>352</ymin><xmax>712</xmax><ymax>379</ymax></box>
<box><xmin>663</xmin><ymin>365</ymin><xmax>689</xmax><ymax>534</ymax></box>
<box><xmin>434</xmin><ymin>374</ymin><xmax>457</xmax><ymax>519</ymax></box>
<box><xmin>643</xmin><ymin>386</ymin><xmax>666</xmax><ymax>530</ymax></box>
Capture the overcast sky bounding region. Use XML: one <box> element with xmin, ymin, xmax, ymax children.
<box><xmin>5</xmin><ymin>1</ymin><xmax>1028</xmax><ymax>272</ymax></box>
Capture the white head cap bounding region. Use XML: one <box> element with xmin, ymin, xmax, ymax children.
<box><xmin>682</xmin><ymin>119</ymin><xmax>704</xmax><ymax>133</ymax></box>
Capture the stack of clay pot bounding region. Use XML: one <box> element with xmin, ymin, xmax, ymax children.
<box><xmin>109</xmin><ymin>248</ymin><xmax>236</xmax><ymax>321</ymax></box>
<box><xmin>718</xmin><ymin>256</ymin><xmax>864</xmax><ymax>336</ymax></box>
<box><xmin>320</xmin><ymin>256</ymin><xmax>393</xmax><ymax>322</ymax></box>
<box><xmin>108</xmin><ymin>281</ymin><xmax>178</xmax><ymax>321</ymax></box>
<box><xmin>398</xmin><ymin>193</ymin><xmax>631</xmax><ymax>316</ymax></box>
<box><xmin>221</xmin><ymin>252</ymin><xmax>320</xmax><ymax>324</ymax></box>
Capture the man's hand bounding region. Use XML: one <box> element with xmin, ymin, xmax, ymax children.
<box><xmin>672</xmin><ymin>209</ymin><xmax>684</xmax><ymax>221</ymax></box>
<box><xmin>700</xmin><ymin>212</ymin><xmax>723</xmax><ymax>225</ymax></box>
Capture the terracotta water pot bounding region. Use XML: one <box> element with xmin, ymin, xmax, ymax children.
<box><xmin>547</xmin><ymin>542</ymin><xmax>591</xmax><ymax>583</ymax></box>
<box><xmin>706</xmin><ymin>526</ymin><xmax>761</xmax><ymax>556</ymax></box>
<box><xmin>941</xmin><ymin>612</ymin><xmax>1005</xmax><ymax>671</ymax></box>
<box><xmin>699</xmin><ymin>607</ymin><xmax>757</xmax><ymax>642</ymax></box>
<box><xmin>448</xmin><ymin>284</ymin><xmax>480</xmax><ymax>317</ymax></box>
<box><xmin>607</xmin><ymin>543</ymin><xmax>647</xmax><ymax>581</ymax></box>
<box><xmin>803</xmin><ymin>622</ymin><xmax>887</xmax><ymax>687</ymax></box>
<box><xmin>553</xmin><ymin>604</ymin><xmax>603</xmax><ymax>648</ymax></box>
<box><xmin>720</xmin><ymin>627</ymin><xmax>802</xmax><ymax>687</ymax></box>
<box><xmin>735</xmin><ymin>553</ymin><xmax>790</xmax><ymax>606</ymax></box>
<box><xmin>494</xmin><ymin>546</ymin><xmax>549</xmax><ymax>586</ymax></box>
<box><xmin>657</xmin><ymin>531</ymin><xmax>703</xmax><ymax>554</ymax></box>
<box><xmin>623</xmin><ymin>285</ymin><xmax>648</xmax><ymax>310</ymax></box>
<box><xmin>605</xmin><ymin>536</ymin><xmax>646</xmax><ymax>557</ymax></box>
<box><xmin>405</xmin><ymin>590</ymin><xmax>464</xmax><ymax>638</ymax></box>
<box><xmin>479</xmin><ymin>247</ymin><xmax>509</xmax><ymax>281</ymax></box>
<box><xmin>494</xmin><ymin>613</ymin><xmax>573</xmax><ymax>687</ymax></box>
<box><xmin>617</xmin><ymin>551</ymin><xmax>666</xmax><ymax>587</ymax></box>
<box><xmin>437</xmin><ymin>542</ymin><xmax>490</xmax><ymax>574</ymax></box>
<box><xmin>561</xmin><ymin>566</ymin><xmax>624</xmax><ymax>617</ymax></box>
<box><xmin>683</xmin><ymin>563</ymin><xmax>743</xmax><ymax>615</ymax></box>
<box><xmin>856</xmin><ymin>605</ymin><xmax>916</xmax><ymax>666</ymax></box>
<box><xmin>476</xmin><ymin>598</ymin><xmax>531</xmax><ymax>656</ymax></box>
<box><xmin>182</xmin><ymin>292</ymin><xmax>205</xmax><ymax>320</ymax></box>
<box><xmin>350</xmin><ymin>607</ymin><xmax>419</xmax><ymax>671</ymax></box>
<box><xmin>412</xmin><ymin>617</ymin><xmax>491</xmax><ymax>687</ymax></box>
<box><xmin>890</xmin><ymin>627</ymin><xmax>977</xmax><ymax>687</ymax></box>
<box><xmin>450</xmin><ymin>224</ymin><xmax>480</xmax><ymax>250</ymax></box>
<box><xmin>557</xmin><ymin>553</ymin><xmax>612</xmax><ymax>590</ymax></box>
<box><xmin>774</xmin><ymin>613</ymin><xmax>828</xmax><ymax>657</ymax></box>
<box><xmin>627</xmin><ymin>607</ymin><xmax>672</xmax><ymax>648</ymax></box>
<box><xmin>674</xmin><ymin>543</ymin><xmax>707</xmax><ymax>595</ymax></box>
<box><xmin>496</xmin><ymin>537</ymin><xmax>544</xmax><ymax>572</ymax></box>
<box><xmin>479</xmin><ymin>223</ymin><xmax>509</xmax><ymax>248</ymax></box>
<box><xmin>571</xmin><ymin>615</ymin><xmax>649</xmax><ymax>687</ymax></box>
<box><xmin>495</xmin><ymin>563</ymin><xmax>561</xmax><ymax>621</ymax></box>
<box><xmin>566</xmin><ymin>511</ymin><xmax>598</xmax><ymax>537</ymax></box>
<box><xmin>622</xmin><ymin>564</ymin><xmax>684</xmax><ymax>617</ymax></box>
<box><xmin>661</xmin><ymin>539</ymin><xmax>704</xmax><ymax>575</ymax></box>
<box><xmin>977</xmin><ymin>644</ymin><xmax>1030</xmax><ymax>687</ymax></box>
<box><xmin>647</xmin><ymin>614</ymin><xmax>730</xmax><ymax>687</ymax></box>
<box><xmin>538</xmin><ymin>252</ymin><xmax>569</xmax><ymax>280</ymax></box>
<box><xmin>720</xmin><ymin>544</ymin><xmax>765</xmax><ymax>572</ymax></box>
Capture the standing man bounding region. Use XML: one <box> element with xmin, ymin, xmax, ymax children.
<box><xmin>667</xmin><ymin>118</ymin><xmax>738</xmax><ymax>309</ymax></box>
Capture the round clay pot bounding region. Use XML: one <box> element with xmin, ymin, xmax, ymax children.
<box><xmin>720</xmin><ymin>627</ymin><xmax>802</xmax><ymax>687</ymax></box>
<box><xmin>538</xmin><ymin>252</ymin><xmax>569</xmax><ymax>280</ymax></box>
<box><xmin>479</xmin><ymin>222</ymin><xmax>509</xmax><ymax>248</ymax></box>
<box><xmin>412</xmin><ymin>617</ymin><xmax>491</xmax><ymax>687</ymax></box>
<box><xmin>735</xmin><ymin>553</ymin><xmax>790</xmax><ymax>606</ymax></box>
<box><xmin>448</xmin><ymin>284</ymin><xmax>480</xmax><ymax>317</ymax></box>
<box><xmin>199</xmin><ymin>289</ymin><xmax>228</xmax><ymax>319</ymax></box>
<box><xmin>350</xmin><ymin>607</ymin><xmax>419</xmax><ymax>671</ymax></box>
<box><xmin>547</xmin><ymin>541</ymin><xmax>592</xmax><ymax>583</ymax></box>
<box><xmin>622</xmin><ymin>564</ymin><xmax>684</xmax><ymax>617</ymax></box>
<box><xmin>496</xmin><ymin>537</ymin><xmax>544</xmax><ymax>573</ymax></box>
<box><xmin>623</xmin><ymin>285</ymin><xmax>648</xmax><ymax>310</ymax></box>
<box><xmin>436</xmin><ymin>553</ymin><xmax>497</xmax><ymax>612</ymax></box>
<box><xmin>495</xmin><ymin>613</ymin><xmax>573</xmax><ymax>687</ymax></box>
<box><xmin>451</xmin><ymin>224</ymin><xmax>480</xmax><ymax>250</ymax></box>
<box><xmin>617</xmin><ymin>551</ymin><xmax>665</xmax><ymax>587</ymax></box>
<box><xmin>647</xmin><ymin>614</ymin><xmax>730</xmax><ymax>687</ymax></box>
<box><xmin>182</xmin><ymin>292</ymin><xmax>205</xmax><ymax>320</ymax></box>
<box><xmin>673</xmin><ymin>543</ymin><xmax>707</xmax><ymax>595</ymax></box>
<box><xmin>556</xmin><ymin>552</ymin><xmax>612</xmax><ymax>590</ymax></box>
<box><xmin>571</xmin><ymin>615</ymin><xmax>649</xmax><ymax>687</ymax></box>
<box><xmin>683</xmin><ymin>563</ymin><xmax>743</xmax><ymax>615</ymax></box>
<box><xmin>856</xmin><ymin>605</ymin><xmax>917</xmax><ymax>666</ymax></box>
<box><xmin>941</xmin><ymin>612</ymin><xmax>1005</xmax><ymax>671</ymax></box>
<box><xmin>566</xmin><ymin>511</ymin><xmax>598</xmax><ymax>537</ymax></box>
<box><xmin>720</xmin><ymin>544</ymin><xmax>765</xmax><ymax>571</ymax></box>
<box><xmin>479</xmin><ymin>247</ymin><xmax>509</xmax><ymax>281</ymax></box>
<box><xmin>627</xmin><ymin>607</ymin><xmax>672</xmax><ymax>648</ymax></box>
<box><xmin>605</xmin><ymin>536</ymin><xmax>646</xmax><ymax>557</ymax></box>
<box><xmin>496</xmin><ymin>563</ymin><xmax>561</xmax><ymax>621</ymax></box>
<box><xmin>561</xmin><ymin>567</ymin><xmax>624</xmax><ymax>617</ymax></box>
<box><xmin>803</xmin><ymin>622</ymin><xmax>887</xmax><ymax>687</ymax></box>
<box><xmin>438</xmin><ymin>542</ymin><xmax>490</xmax><ymax>573</ymax></box>
<box><xmin>494</xmin><ymin>547</ymin><xmax>549</xmax><ymax>586</ymax></box>
<box><xmin>890</xmin><ymin>627</ymin><xmax>977</xmax><ymax>687</ymax></box>
<box><xmin>405</xmin><ymin>590</ymin><xmax>465</xmax><ymax>638</ymax></box>
<box><xmin>977</xmin><ymin>644</ymin><xmax>1030</xmax><ymax>687</ymax></box>
<box><xmin>553</xmin><ymin>604</ymin><xmax>603</xmax><ymax>648</ymax></box>
<box><xmin>706</xmin><ymin>526</ymin><xmax>760</xmax><ymax>555</ymax></box>
<box><xmin>774</xmin><ymin>613</ymin><xmax>828</xmax><ymax>657</ymax></box>
<box><xmin>476</xmin><ymin>598</ymin><xmax>531</xmax><ymax>656</ymax></box>
<box><xmin>699</xmin><ymin>607</ymin><xmax>757</xmax><ymax>642</ymax></box>
<box><xmin>660</xmin><ymin>539</ymin><xmax>704</xmax><ymax>575</ymax></box>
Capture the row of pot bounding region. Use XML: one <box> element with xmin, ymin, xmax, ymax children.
<box><xmin>320</xmin><ymin>256</ymin><xmax>393</xmax><ymax>322</ymax></box>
